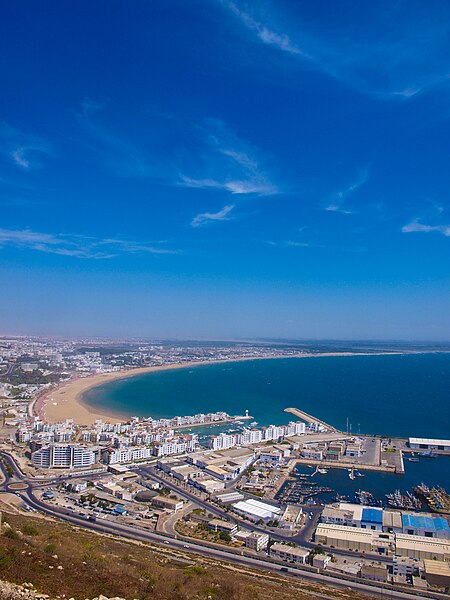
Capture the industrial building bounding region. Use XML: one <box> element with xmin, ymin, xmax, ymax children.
<box><xmin>315</xmin><ymin>524</ymin><xmax>395</xmax><ymax>555</ymax></box>
<box><xmin>408</xmin><ymin>437</ymin><xmax>450</xmax><ymax>452</ymax></box>
<box><xmin>321</xmin><ymin>503</ymin><xmax>449</xmax><ymax>539</ymax></box>
<box><xmin>232</xmin><ymin>498</ymin><xmax>281</xmax><ymax>522</ymax></box>
<box><xmin>423</xmin><ymin>559</ymin><xmax>450</xmax><ymax>588</ymax></box>
<box><xmin>315</xmin><ymin>523</ymin><xmax>450</xmax><ymax>561</ymax></box>
<box><xmin>401</xmin><ymin>513</ymin><xmax>450</xmax><ymax>540</ymax></box>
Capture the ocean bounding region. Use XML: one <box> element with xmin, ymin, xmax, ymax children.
<box><xmin>82</xmin><ymin>352</ymin><xmax>450</xmax><ymax>496</ymax></box>
<box><xmin>83</xmin><ymin>352</ymin><xmax>450</xmax><ymax>439</ymax></box>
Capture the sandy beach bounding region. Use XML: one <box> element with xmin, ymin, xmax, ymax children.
<box><xmin>35</xmin><ymin>351</ymin><xmax>403</xmax><ymax>426</ymax></box>
<box><xmin>36</xmin><ymin>361</ymin><xmax>225</xmax><ymax>426</ymax></box>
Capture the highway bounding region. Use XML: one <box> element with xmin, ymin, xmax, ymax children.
<box><xmin>0</xmin><ymin>452</ymin><xmax>445</xmax><ymax>600</ymax></box>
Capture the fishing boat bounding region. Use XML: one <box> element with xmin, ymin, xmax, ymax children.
<box><xmin>408</xmin><ymin>457</ymin><xmax>420</xmax><ymax>462</ymax></box>
<box><xmin>386</xmin><ymin>489</ymin><xmax>421</xmax><ymax>510</ymax></box>
<box><xmin>317</xmin><ymin>468</ymin><xmax>328</xmax><ymax>474</ymax></box>
<box><xmin>348</xmin><ymin>468</ymin><xmax>355</xmax><ymax>481</ymax></box>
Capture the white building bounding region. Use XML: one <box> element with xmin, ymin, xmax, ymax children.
<box><xmin>245</xmin><ymin>532</ymin><xmax>269</xmax><ymax>551</ymax></box>
<box><xmin>408</xmin><ymin>438</ymin><xmax>450</xmax><ymax>452</ymax></box>
<box><xmin>270</xmin><ymin>543</ymin><xmax>310</xmax><ymax>564</ymax></box>
<box><xmin>232</xmin><ymin>498</ymin><xmax>281</xmax><ymax>522</ymax></box>
<box><xmin>103</xmin><ymin>445</ymin><xmax>154</xmax><ymax>464</ymax></box>
<box><xmin>31</xmin><ymin>444</ymin><xmax>96</xmax><ymax>469</ymax></box>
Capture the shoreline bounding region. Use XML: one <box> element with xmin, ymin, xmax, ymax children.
<box><xmin>35</xmin><ymin>350</ymin><xmax>415</xmax><ymax>426</ymax></box>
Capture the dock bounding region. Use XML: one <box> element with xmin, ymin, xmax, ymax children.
<box><xmin>284</xmin><ymin>407</ymin><xmax>339</xmax><ymax>433</ymax></box>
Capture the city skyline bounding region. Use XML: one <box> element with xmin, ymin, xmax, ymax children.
<box><xmin>1</xmin><ymin>1</ymin><xmax>449</xmax><ymax>340</ymax></box>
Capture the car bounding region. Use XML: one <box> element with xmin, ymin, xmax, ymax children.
<box><xmin>163</xmin><ymin>540</ymin><xmax>170</xmax><ymax>544</ymax></box>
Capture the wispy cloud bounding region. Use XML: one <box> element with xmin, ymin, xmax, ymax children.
<box><xmin>221</xmin><ymin>1</ymin><xmax>303</xmax><ymax>56</ymax></box>
<box><xmin>191</xmin><ymin>204</ymin><xmax>234</xmax><ymax>227</ymax></box>
<box><xmin>220</xmin><ymin>1</ymin><xmax>450</xmax><ymax>99</ymax></box>
<box><xmin>78</xmin><ymin>102</ymin><xmax>278</xmax><ymax>196</ymax></box>
<box><xmin>180</xmin><ymin>118</ymin><xmax>278</xmax><ymax>196</ymax></box>
<box><xmin>324</xmin><ymin>204</ymin><xmax>354</xmax><ymax>215</ymax></box>
<box><xmin>268</xmin><ymin>239</ymin><xmax>365</xmax><ymax>252</ymax></box>
<box><xmin>401</xmin><ymin>220</ymin><xmax>450</xmax><ymax>237</ymax></box>
<box><xmin>0</xmin><ymin>123</ymin><xmax>52</xmax><ymax>170</ymax></box>
<box><xmin>0</xmin><ymin>228</ymin><xmax>178</xmax><ymax>259</ymax></box>
<box><xmin>324</xmin><ymin>169</ymin><xmax>369</xmax><ymax>214</ymax></box>
<box><xmin>77</xmin><ymin>99</ymin><xmax>157</xmax><ymax>178</ymax></box>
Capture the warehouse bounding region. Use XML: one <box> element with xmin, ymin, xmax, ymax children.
<box><xmin>232</xmin><ymin>498</ymin><xmax>281</xmax><ymax>522</ymax></box>
<box><xmin>408</xmin><ymin>437</ymin><xmax>450</xmax><ymax>452</ymax></box>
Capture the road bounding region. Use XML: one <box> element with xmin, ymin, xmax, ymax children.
<box><xmin>0</xmin><ymin>452</ymin><xmax>445</xmax><ymax>600</ymax></box>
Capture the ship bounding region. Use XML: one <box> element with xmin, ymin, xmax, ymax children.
<box><xmin>417</xmin><ymin>451</ymin><xmax>436</xmax><ymax>458</ymax></box>
<box><xmin>354</xmin><ymin>490</ymin><xmax>382</xmax><ymax>506</ymax></box>
<box><xmin>385</xmin><ymin>489</ymin><xmax>421</xmax><ymax>510</ymax></box>
<box><xmin>413</xmin><ymin>484</ymin><xmax>450</xmax><ymax>515</ymax></box>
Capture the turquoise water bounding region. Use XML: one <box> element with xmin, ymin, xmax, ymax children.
<box><xmin>83</xmin><ymin>352</ymin><xmax>450</xmax><ymax>492</ymax></box>
<box><xmin>83</xmin><ymin>353</ymin><xmax>450</xmax><ymax>439</ymax></box>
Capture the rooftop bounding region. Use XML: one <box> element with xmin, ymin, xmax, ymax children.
<box><xmin>409</xmin><ymin>437</ymin><xmax>450</xmax><ymax>446</ymax></box>
<box><xmin>362</xmin><ymin>507</ymin><xmax>383</xmax><ymax>524</ymax></box>
<box><xmin>402</xmin><ymin>514</ymin><xmax>450</xmax><ymax>532</ymax></box>
<box><xmin>271</xmin><ymin>543</ymin><xmax>309</xmax><ymax>557</ymax></box>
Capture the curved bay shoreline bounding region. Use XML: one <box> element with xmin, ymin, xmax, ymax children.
<box><xmin>35</xmin><ymin>351</ymin><xmax>410</xmax><ymax>426</ymax></box>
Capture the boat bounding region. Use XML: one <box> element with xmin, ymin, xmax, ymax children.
<box><xmin>413</xmin><ymin>484</ymin><xmax>450</xmax><ymax>515</ymax></box>
<box><xmin>355</xmin><ymin>471</ymin><xmax>365</xmax><ymax>477</ymax></box>
<box><xmin>348</xmin><ymin>468</ymin><xmax>355</xmax><ymax>481</ymax></box>
<box><xmin>408</xmin><ymin>457</ymin><xmax>420</xmax><ymax>462</ymax></box>
<box><xmin>386</xmin><ymin>489</ymin><xmax>421</xmax><ymax>510</ymax></box>
<box><xmin>249</xmin><ymin>421</ymin><xmax>258</xmax><ymax>427</ymax></box>
<box><xmin>355</xmin><ymin>490</ymin><xmax>379</xmax><ymax>506</ymax></box>
<box><xmin>317</xmin><ymin>468</ymin><xmax>328</xmax><ymax>474</ymax></box>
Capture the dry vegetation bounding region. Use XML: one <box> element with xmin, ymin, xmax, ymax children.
<box><xmin>0</xmin><ymin>512</ymin><xmax>371</xmax><ymax>600</ymax></box>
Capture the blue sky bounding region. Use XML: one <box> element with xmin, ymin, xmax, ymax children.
<box><xmin>0</xmin><ymin>0</ymin><xmax>449</xmax><ymax>340</ymax></box>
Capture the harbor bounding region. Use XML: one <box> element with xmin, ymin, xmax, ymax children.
<box><xmin>275</xmin><ymin>455</ymin><xmax>450</xmax><ymax>509</ymax></box>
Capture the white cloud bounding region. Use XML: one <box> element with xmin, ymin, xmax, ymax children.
<box><xmin>180</xmin><ymin>118</ymin><xmax>278</xmax><ymax>196</ymax></box>
<box><xmin>0</xmin><ymin>228</ymin><xmax>178</xmax><ymax>259</ymax></box>
<box><xmin>78</xmin><ymin>103</ymin><xmax>278</xmax><ymax>196</ymax></box>
<box><xmin>222</xmin><ymin>1</ymin><xmax>302</xmax><ymax>56</ymax></box>
<box><xmin>0</xmin><ymin>123</ymin><xmax>52</xmax><ymax>170</ymax></box>
<box><xmin>220</xmin><ymin>1</ymin><xmax>450</xmax><ymax>99</ymax></box>
<box><xmin>325</xmin><ymin>204</ymin><xmax>354</xmax><ymax>215</ymax></box>
<box><xmin>324</xmin><ymin>169</ymin><xmax>368</xmax><ymax>214</ymax></box>
<box><xmin>191</xmin><ymin>204</ymin><xmax>235</xmax><ymax>228</ymax></box>
<box><xmin>401</xmin><ymin>220</ymin><xmax>450</xmax><ymax>236</ymax></box>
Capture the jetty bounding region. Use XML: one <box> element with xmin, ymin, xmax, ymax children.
<box><xmin>284</xmin><ymin>407</ymin><xmax>339</xmax><ymax>433</ymax></box>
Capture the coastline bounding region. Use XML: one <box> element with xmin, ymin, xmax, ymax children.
<box><xmin>35</xmin><ymin>351</ymin><xmax>410</xmax><ymax>426</ymax></box>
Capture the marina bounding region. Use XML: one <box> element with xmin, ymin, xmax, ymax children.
<box><xmin>284</xmin><ymin>456</ymin><xmax>450</xmax><ymax>507</ymax></box>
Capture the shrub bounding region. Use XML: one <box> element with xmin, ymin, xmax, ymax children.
<box><xmin>22</xmin><ymin>524</ymin><xmax>39</xmax><ymax>536</ymax></box>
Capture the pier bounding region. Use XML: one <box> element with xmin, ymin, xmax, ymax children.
<box><xmin>284</xmin><ymin>407</ymin><xmax>339</xmax><ymax>433</ymax></box>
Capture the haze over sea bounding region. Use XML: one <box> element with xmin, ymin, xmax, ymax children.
<box><xmin>83</xmin><ymin>352</ymin><xmax>450</xmax><ymax>440</ymax></box>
